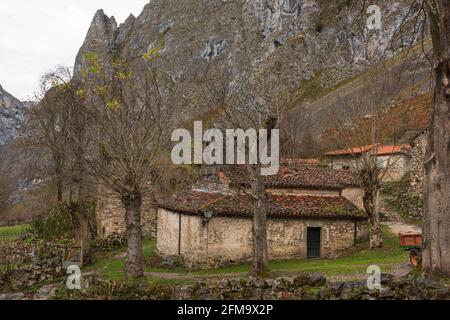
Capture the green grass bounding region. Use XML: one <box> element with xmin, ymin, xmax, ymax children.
<box><xmin>85</xmin><ymin>238</ymin><xmax>194</xmax><ymax>285</ymax></box>
<box><xmin>87</xmin><ymin>226</ymin><xmax>408</xmax><ymax>282</ymax></box>
<box><xmin>186</xmin><ymin>226</ymin><xmax>408</xmax><ymax>277</ymax></box>
<box><xmin>85</xmin><ymin>239</ymin><xmax>179</xmax><ymax>280</ymax></box>
<box><xmin>0</xmin><ymin>224</ymin><xmax>30</xmax><ymax>242</ymax></box>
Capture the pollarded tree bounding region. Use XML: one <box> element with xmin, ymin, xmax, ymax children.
<box><xmin>78</xmin><ymin>52</ymin><xmax>176</xmax><ymax>278</ymax></box>
<box><xmin>197</xmin><ymin>59</ymin><xmax>293</xmax><ymax>277</ymax></box>
<box><xmin>330</xmin><ymin>69</ymin><xmax>413</xmax><ymax>249</ymax></box>
<box><xmin>422</xmin><ymin>0</ymin><xmax>450</xmax><ymax>277</ymax></box>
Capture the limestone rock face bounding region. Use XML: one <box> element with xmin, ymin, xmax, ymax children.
<box><xmin>0</xmin><ymin>85</ymin><xmax>24</xmax><ymax>151</ymax></box>
<box><xmin>72</xmin><ymin>0</ymin><xmax>423</xmax><ymax>135</ymax></box>
<box><xmin>74</xmin><ymin>0</ymin><xmax>420</xmax><ymax>81</ymax></box>
<box><xmin>74</xmin><ymin>9</ymin><xmax>118</xmax><ymax>74</ymax></box>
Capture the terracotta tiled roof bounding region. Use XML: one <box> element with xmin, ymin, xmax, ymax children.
<box><xmin>222</xmin><ymin>166</ymin><xmax>357</xmax><ymax>191</ymax></box>
<box><xmin>159</xmin><ymin>191</ymin><xmax>366</xmax><ymax>220</ymax></box>
<box><xmin>325</xmin><ymin>144</ymin><xmax>411</xmax><ymax>156</ymax></box>
<box><xmin>280</xmin><ymin>158</ymin><xmax>320</xmax><ymax>166</ymax></box>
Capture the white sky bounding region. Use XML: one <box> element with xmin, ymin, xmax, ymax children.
<box><xmin>0</xmin><ymin>0</ymin><xmax>149</xmax><ymax>100</ymax></box>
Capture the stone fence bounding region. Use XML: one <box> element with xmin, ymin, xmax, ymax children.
<box><xmin>63</xmin><ymin>273</ymin><xmax>449</xmax><ymax>300</ymax></box>
<box><xmin>0</xmin><ymin>239</ymin><xmax>74</xmax><ymax>291</ymax></box>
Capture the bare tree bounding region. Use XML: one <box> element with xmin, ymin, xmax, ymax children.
<box><xmin>422</xmin><ymin>0</ymin><xmax>450</xmax><ymax>277</ymax></box>
<box><xmin>281</xmin><ymin>107</ymin><xmax>320</xmax><ymax>159</ymax></box>
<box><xmin>330</xmin><ymin>70</ymin><xmax>413</xmax><ymax>249</ymax></box>
<box><xmin>78</xmin><ymin>53</ymin><xmax>175</xmax><ymax>278</ymax></box>
<box><xmin>17</xmin><ymin>67</ymin><xmax>73</xmax><ymax>202</ymax></box>
<box><xmin>0</xmin><ymin>155</ymin><xmax>15</xmax><ymax>216</ymax></box>
<box><xmin>196</xmin><ymin>57</ymin><xmax>293</xmax><ymax>276</ymax></box>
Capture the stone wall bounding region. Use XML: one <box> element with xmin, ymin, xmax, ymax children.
<box><xmin>381</xmin><ymin>154</ymin><xmax>410</xmax><ymax>182</ymax></box>
<box><xmin>402</xmin><ymin>130</ymin><xmax>427</xmax><ymax>217</ymax></box>
<box><xmin>60</xmin><ymin>272</ymin><xmax>450</xmax><ymax>300</ymax></box>
<box><xmin>0</xmin><ymin>240</ymin><xmax>72</xmax><ymax>291</ymax></box>
<box><xmin>409</xmin><ymin>130</ymin><xmax>427</xmax><ymax>196</ymax></box>
<box><xmin>330</xmin><ymin>154</ymin><xmax>409</xmax><ymax>182</ymax></box>
<box><xmin>341</xmin><ymin>187</ymin><xmax>364</xmax><ymax>209</ymax></box>
<box><xmin>157</xmin><ymin>209</ymin><xmax>368</xmax><ymax>269</ymax></box>
<box><xmin>95</xmin><ymin>186</ymin><xmax>157</xmax><ymax>238</ymax></box>
<box><xmin>384</xmin><ymin>130</ymin><xmax>428</xmax><ymax>218</ymax></box>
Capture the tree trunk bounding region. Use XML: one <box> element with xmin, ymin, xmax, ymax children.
<box><xmin>75</xmin><ymin>151</ymin><xmax>86</xmax><ymax>203</ymax></box>
<box><xmin>56</xmin><ymin>172</ymin><xmax>63</xmax><ymax>202</ymax></box>
<box><xmin>423</xmin><ymin>0</ymin><xmax>450</xmax><ymax>278</ymax></box>
<box><xmin>363</xmin><ymin>188</ymin><xmax>383</xmax><ymax>249</ymax></box>
<box><xmin>249</xmin><ymin>166</ymin><xmax>269</xmax><ymax>277</ymax></box>
<box><xmin>121</xmin><ymin>192</ymin><xmax>143</xmax><ymax>278</ymax></box>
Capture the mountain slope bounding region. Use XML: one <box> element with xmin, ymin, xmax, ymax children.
<box><xmin>74</xmin><ymin>0</ymin><xmax>422</xmax><ymax>91</ymax></box>
<box><xmin>72</xmin><ymin>0</ymin><xmax>427</xmax><ymax>156</ymax></box>
<box><xmin>0</xmin><ymin>85</ymin><xmax>24</xmax><ymax>153</ymax></box>
<box><xmin>283</xmin><ymin>38</ymin><xmax>434</xmax><ymax>157</ymax></box>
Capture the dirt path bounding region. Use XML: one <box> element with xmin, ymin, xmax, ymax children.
<box><xmin>380</xmin><ymin>197</ymin><xmax>422</xmax><ymax>235</ymax></box>
<box><xmin>382</xmin><ymin>221</ymin><xmax>421</xmax><ymax>235</ymax></box>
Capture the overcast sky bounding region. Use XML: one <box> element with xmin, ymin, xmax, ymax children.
<box><xmin>0</xmin><ymin>0</ymin><xmax>149</xmax><ymax>100</ymax></box>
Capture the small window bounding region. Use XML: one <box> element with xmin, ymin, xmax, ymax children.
<box><xmin>377</xmin><ymin>157</ymin><xmax>387</xmax><ymax>169</ymax></box>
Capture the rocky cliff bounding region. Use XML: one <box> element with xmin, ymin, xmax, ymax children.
<box><xmin>74</xmin><ymin>0</ymin><xmax>427</xmax><ymax>155</ymax></box>
<box><xmin>0</xmin><ymin>85</ymin><xmax>24</xmax><ymax>153</ymax></box>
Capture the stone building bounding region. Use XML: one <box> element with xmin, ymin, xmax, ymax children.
<box><xmin>325</xmin><ymin>144</ymin><xmax>412</xmax><ymax>182</ymax></box>
<box><xmin>157</xmin><ymin>166</ymin><xmax>368</xmax><ymax>269</ymax></box>
<box><xmin>408</xmin><ymin>129</ymin><xmax>428</xmax><ymax>196</ymax></box>
<box><xmin>95</xmin><ymin>186</ymin><xmax>157</xmax><ymax>237</ymax></box>
<box><xmin>395</xmin><ymin>128</ymin><xmax>429</xmax><ymax>217</ymax></box>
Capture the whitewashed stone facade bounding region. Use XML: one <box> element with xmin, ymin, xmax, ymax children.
<box><xmin>157</xmin><ymin>208</ymin><xmax>368</xmax><ymax>269</ymax></box>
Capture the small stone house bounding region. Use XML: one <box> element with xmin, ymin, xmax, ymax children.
<box><xmin>157</xmin><ymin>166</ymin><xmax>368</xmax><ymax>269</ymax></box>
<box><xmin>95</xmin><ymin>186</ymin><xmax>157</xmax><ymax>237</ymax></box>
<box><xmin>325</xmin><ymin>144</ymin><xmax>412</xmax><ymax>182</ymax></box>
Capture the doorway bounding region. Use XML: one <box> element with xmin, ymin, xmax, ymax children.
<box><xmin>307</xmin><ymin>227</ymin><xmax>321</xmax><ymax>259</ymax></box>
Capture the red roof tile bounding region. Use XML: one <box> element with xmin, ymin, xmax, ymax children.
<box><xmin>159</xmin><ymin>191</ymin><xmax>366</xmax><ymax>220</ymax></box>
<box><xmin>222</xmin><ymin>166</ymin><xmax>357</xmax><ymax>190</ymax></box>
<box><xmin>280</xmin><ymin>158</ymin><xmax>320</xmax><ymax>166</ymax></box>
<box><xmin>325</xmin><ymin>144</ymin><xmax>411</xmax><ymax>156</ymax></box>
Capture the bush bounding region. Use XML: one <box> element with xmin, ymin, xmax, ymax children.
<box><xmin>91</xmin><ymin>233</ymin><xmax>127</xmax><ymax>253</ymax></box>
<box><xmin>29</xmin><ymin>201</ymin><xmax>96</xmax><ymax>242</ymax></box>
<box><xmin>29</xmin><ymin>217</ymin><xmax>46</xmax><ymax>239</ymax></box>
<box><xmin>44</xmin><ymin>202</ymin><xmax>78</xmax><ymax>240</ymax></box>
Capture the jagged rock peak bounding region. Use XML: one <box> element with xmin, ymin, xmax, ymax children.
<box><xmin>123</xmin><ymin>13</ymin><xmax>136</xmax><ymax>25</ymax></box>
<box><xmin>92</xmin><ymin>9</ymin><xmax>117</xmax><ymax>29</ymax></box>
<box><xmin>0</xmin><ymin>86</ymin><xmax>24</xmax><ymax>148</ymax></box>
<box><xmin>74</xmin><ymin>9</ymin><xmax>119</xmax><ymax>72</ymax></box>
<box><xmin>85</xmin><ymin>9</ymin><xmax>118</xmax><ymax>41</ymax></box>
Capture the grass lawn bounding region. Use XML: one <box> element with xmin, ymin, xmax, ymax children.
<box><xmin>87</xmin><ymin>226</ymin><xmax>409</xmax><ymax>282</ymax></box>
<box><xmin>0</xmin><ymin>224</ymin><xmax>30</xmax><ymax>242</ymax></box>
<box><xmin>187</xmin><ymin>225</ymin><xmax>408</xmax><ymax>277</ymax></box>
<box><xmin>85</xmin><ymin>238</ymin><xmax>190</xmax><ymax>284</ymax></box>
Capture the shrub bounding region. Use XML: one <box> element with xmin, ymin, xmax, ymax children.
<box><xmin>91</xmin><ymin>233</ymin><xmax>127</xmax><ymax>253</ymax></box>
<box><xmin>29</xmin><ymin>217</ymin><xmax>46</xmax><ymax>239</ymax></box>
<box><xmin>43</xmin><ymin>202</ymin><xmax>78</xmax><ymax>240</ymax></box>
<box><xmin>29</xmin><ymin>201</ymin><xmax>96</xmax><ymax>242</ymax></box>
